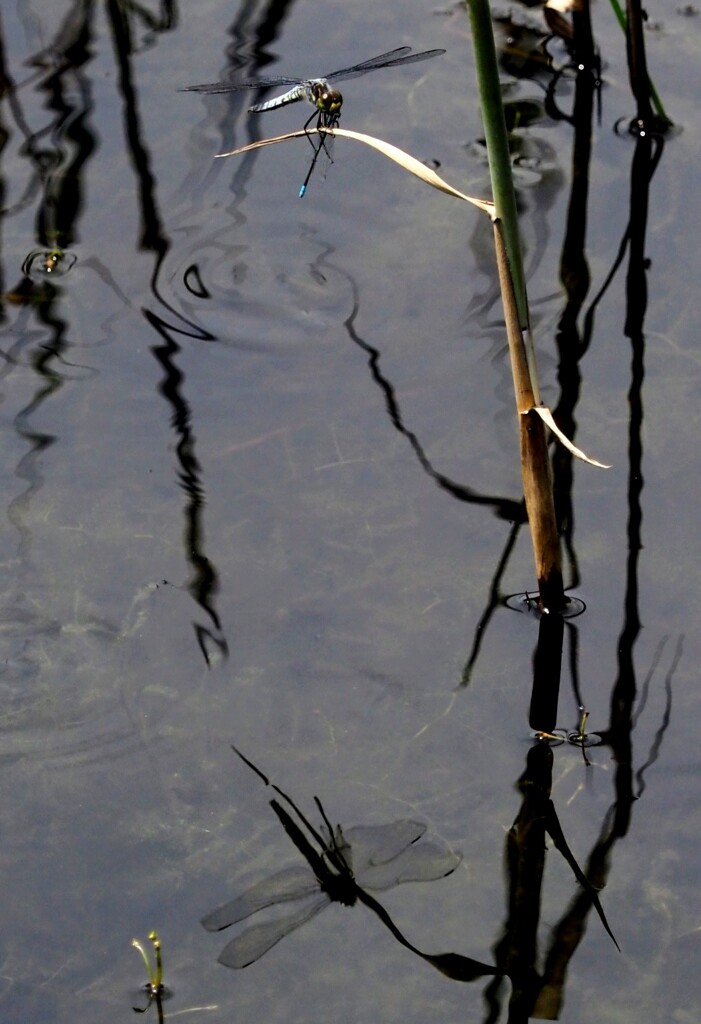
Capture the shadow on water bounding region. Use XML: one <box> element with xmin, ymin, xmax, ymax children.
<box><xmin>203</xmin><ymin>746</ymin><xmax>500</xmax><ymax>982</ymax></box>
<box><xmin>199</xmin><ymin>584</ymin><xmax>680</xmax><ymax>1022</ymax></box>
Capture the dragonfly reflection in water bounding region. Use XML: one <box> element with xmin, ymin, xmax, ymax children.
<box><xmin>184</xmin><ymin>46</ymin><xmax>445</xmax><ymax>196</ymax></box>
<box><xmin>201</xmin><ymin>748</ymin><xmax>461</xmax><ymax>969</ymax></box>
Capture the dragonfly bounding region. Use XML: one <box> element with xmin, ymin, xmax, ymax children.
<box><xmin>184</xmin><ymin>46</ymin><xmax>446</xmax><ymax>196</ymax></box>
<box><xmin>201</xmin><ymin>748</ymin><xmax>462</xmax><ymax>969</ymax></box>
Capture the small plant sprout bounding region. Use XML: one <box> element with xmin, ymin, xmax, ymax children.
<box><xmin>132</xmin><ymin>931</ymin><xmax>164</xmax><ymax>1013</ymax></box>
<box><xmin>534</xmin><ymin>730</ymin><xmax>564</xmax><ymax>744</ymax></box>
<box><xmin>565</xmin><ymin>707</ymin><xmax>603</xmax><ymax>765</ymax></box>
<box><xmin>533</xmin><ymin>708</ymin><xmax>602</xmax><ymax>755</ymax></box>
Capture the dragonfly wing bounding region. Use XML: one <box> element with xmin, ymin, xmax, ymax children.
<box><xmin>343</xmin><ymin>820</ymin><xmax>427</xmax><ymax>875</ymax></box>
<box><xmin>323</xmin><ymin>47</ymin><xmax>411</xmax><ymax>80</ymax></box>
<box><xmin>324</xmin><ymin>47</ymin><xmax>445</xmax><ymax>84</ymax></box>
<box><xmin>217</xmin><ymin>892</ymin><xmax>329</xmax><ymax>968</ymax></box>
<box><xmin>360</xmin><ymin>841</ymin><xmax>462</xmax><ymax>892</ymax></box>
<box><xmin>201</xmin><ymin>865</ymin><xmax>318</xmax><ymax>931</ymax></box>
<box><xmin>183</xmin><ymin>75</ymin><xmax>300</xmax><ymax>95</ymax></box>
<box><xmin>185</xmin><ymin>48</ymin><xmax>444</xmax><ymax>95</ymax></box>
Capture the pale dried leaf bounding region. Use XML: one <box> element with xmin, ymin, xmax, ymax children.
<box><xmin>327</xmin><ymin>128</ymin><xmax>494</xmax><ymax>214</ymax></box>
<box><xmin>216</xmin><ymin>127</ymin><xmax>494</xmax><ymax>215</ymax></box>
<box><xmin>545</xmin><ymin>0</ymin><xmax>582</xmax><ymax>12</ymax></box>
<box><xmin>216</xmin><ymin>131</ymin><xmax>305</xmax><ymax>158</ymax></box>
<box><xmin>532</xmin><ymin>406</ymin><xmax>610</xmax><ymax>468</ymax></box>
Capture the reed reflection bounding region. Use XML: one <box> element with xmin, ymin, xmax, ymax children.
<box><xmin>104</xmin><ymin>0</ymin><xmax>229</xmax><ymax>665</ymax></box>
<box><xmin>2</xmin><ymin>0</ymin><xmax>227</xmax><ymax>663</ymax></box>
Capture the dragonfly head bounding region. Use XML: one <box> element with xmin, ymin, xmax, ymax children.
<box><xmin>310</xmin><ymin>81</ymin><xmax>343</xmax><ymax>118</ymax></box>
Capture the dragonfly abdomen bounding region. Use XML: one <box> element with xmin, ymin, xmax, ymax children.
<box><xmin>248</xmin><ymin>83</ymin><xmax>310</xmax><ymax>113</ymax></box>
<box><xmin>248</xmin><ymin>79</ymin><xmax>343</xmax><ymax>122</ymax></box>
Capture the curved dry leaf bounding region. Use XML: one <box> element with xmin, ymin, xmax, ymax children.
<box><xmin>216</xmin><ymin>127</ymin><xmax>494</xmax><ymax>215</ymax></box>
<box><xmin>532</xmin><ymin>406</ymin><xmax>610</xmax><ymax>468</ymax></box>
<box><xmin>216</xmin><ymin>130</ymin><xmax>306</xmax><ymax>158</ymax></box>
<box><xmin>327</xmin><ymin>128</ymin><xmax>494</xmax><ymax>214</ymax></box>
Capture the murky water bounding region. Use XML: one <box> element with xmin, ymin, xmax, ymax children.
<box><xmin>1</xmin><ymin>2</ymin><xmax>699</xmax><ymax>1022</ymax></box>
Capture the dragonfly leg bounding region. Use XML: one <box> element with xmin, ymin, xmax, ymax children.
<box><xmin>299</xmin><ymin>138</ymin><xmax>325</xmax><ymax>197</ymax></box>
<box><xmin>302</xmin><ymin>111</ymin><xmax>336</xmax><ymax>158</ymax></box>
<box><xmin>299</xmin><ymin>111</ymin><xmax>336</xmax><ymax>197</ymax></box>
<box><xmin>302</xmin><ymin>110</ymin><xmax>321</xmax><ymax>152</ymax></box>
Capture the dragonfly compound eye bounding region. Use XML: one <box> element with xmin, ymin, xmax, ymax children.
<box><xmin>313</xmin><ymin>84</ymin><xmax>343</xmax><ymax>114</ymax></box>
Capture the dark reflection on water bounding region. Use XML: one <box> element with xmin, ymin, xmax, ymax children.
<box><xmin>180</xmin><ymin>0</ymin><xmax>300</xmax><ymax>198</ymax></box>
<box><xmin>479</xmin><ymin>82</ymin><xmax>681</xmax><ymax>1017</ymax></box>
<box><xmin>318</xmin><ymin>251</ymin><xmax>526</xmax><ymax>523</ymax></box>
<box><xmin>148</xmin><ymin>310</ymin><xmax>229</xmax><ymax>666</ymax></box>
<box><xmin>106</xmin><ymin>0</ymin><xmax>229</xmax><ymax>665</ymax></box>
<box><xmin>0</xmin><ymin>0</ymin><xmax>228</xmax><ymax>774</ymax></box>
<box><xmin>483</xmin><ymin>621</ymin><xmax>681</xmax><ymax>1023</ymax></box>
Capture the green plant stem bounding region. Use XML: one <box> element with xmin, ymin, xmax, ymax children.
<box><xmin>149</xmin><ymin>932</ymin><xmax>163</xmax><ymax>990</ymax></box>
<box><xmin>466</xmin><ymin>0</ymin><xmax>542</xmax><ymax>404</ymax></box>
<box><xmin>466</xmin><ymin>0</ymin><xmax>525</xmax><ymax>324</ymax></box>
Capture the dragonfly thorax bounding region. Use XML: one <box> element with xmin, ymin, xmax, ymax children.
<box><xmin>319</xmin><ymin>869</ymin><xmax>358</xmax><ymax>907</ymax></box>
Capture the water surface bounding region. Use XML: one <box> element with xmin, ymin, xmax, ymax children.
<box><xmin>1</xmin><ymin>2</ymin><xmax>699</xmax><ymax>1023</ymax></box>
